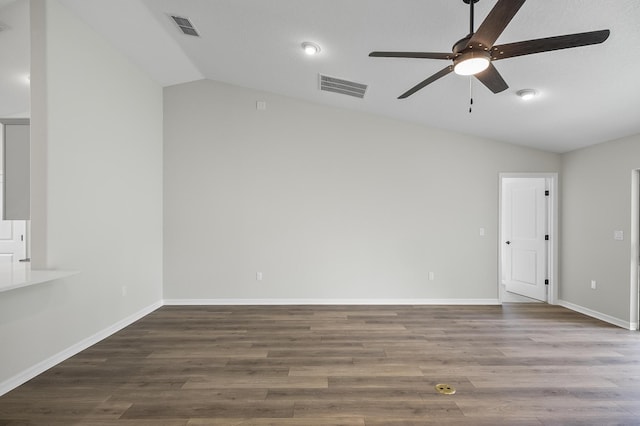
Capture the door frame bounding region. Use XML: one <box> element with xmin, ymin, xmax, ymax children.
<box><xmin>631</xmin><ymin>169</ymin><xmax>639</xmax><ymax>330</ymax></box>
<box><xmin>499</xmin><ymin>172</ymin><xmax>558</xmax><ymax>304</ymax></box>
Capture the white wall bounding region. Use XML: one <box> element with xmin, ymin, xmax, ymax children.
<box><xmin>163</xmin><ymin>79</ymin><xmax>560</xmax><ymax>302</ymax></box>
<box><xmin>0</xmin><ymin>0</ymin><xmax>163</xmax><ymax>389</ymax></box>
<box><xmin>560</xmin><ymin>133</ymin><xmax>640</xmax><ymax>325</ymax></box>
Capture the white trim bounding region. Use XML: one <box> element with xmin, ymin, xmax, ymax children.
<box><xmin>558</xmin><ymin>299</ymin><xmax>635</xmax><ymax>330</ymax></box>
<box><xmin>498</xmin><ymin>173</ymin><xmax>559</xmax><ymax>305</ymax></box>
<box><xmin>630</xmin><ymin>169</ymin><xmax>639</xmax><ymax>330</ymax></box>
<box><xmin>0</xmin><ymin>300</ymin><xmax>162</xmax><ymax>397</ymax></box>
<box><xmin>163</xmin><ymin>298</ymin><xmax>501</xmax><ymax>306</ymax></box>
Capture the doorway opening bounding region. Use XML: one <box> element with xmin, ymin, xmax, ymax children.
<box><xmin>0</xmin><ymin>173</ymin><xmax>27</xmax><ymax>263</ymax></box>
<box><xmin>499</xmin><ymin>173</ymin><xmax>558</xmax><ymax>304</ymax></box>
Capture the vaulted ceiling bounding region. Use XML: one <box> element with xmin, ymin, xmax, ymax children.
<box><xmin>2</xmin><ymin>0</ymin><xmax>640</xmax><ymax>153</ymax></box>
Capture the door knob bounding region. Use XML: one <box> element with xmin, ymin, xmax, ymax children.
<box><xmin>505</xmin><ymin>241</ymin><xmax>511</xmax><ymax>245</ymax></box>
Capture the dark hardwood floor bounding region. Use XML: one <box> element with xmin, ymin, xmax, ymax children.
<box><xmin>1</xmin><ymin>304</ymin><xmax>640</xmax><ymax>425</ymax></box>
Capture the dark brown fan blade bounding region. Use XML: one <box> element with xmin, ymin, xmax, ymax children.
<box><xmin>474</xmin><ymin>63</ymin><xmax>508</xmax><ymax>94</ymax></box>
<box><xmin>398</xmin><ymin>65</ymin><xmax>453</xmax><ymax>99</ymax></box>
<box><xmin>491</xmin><ymin>29</ymin><xmax>610</xmax><ymax>61</ymax></box>
<box><xmin>369</xmin><ymin>51</ymin><xmax>452</xmax><ymax>60</ymax></box>
<box><xmin>469</xmin><ymin>0</ymin><xmax>526</xmax><ymax>48</ymax></box>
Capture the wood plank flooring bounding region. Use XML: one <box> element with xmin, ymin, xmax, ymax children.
<box><xmin>1</xmin><ymin>304</ymin><xmax>640</xmax><ymax>425</ymax></box>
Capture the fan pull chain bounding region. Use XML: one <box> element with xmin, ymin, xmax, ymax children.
<box><xmin>469</xmin><ymin>77</ymin><xmax>473</xmax><ymax>113</ymax></box>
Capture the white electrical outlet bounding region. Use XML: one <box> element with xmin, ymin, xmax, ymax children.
<box><xmin>591</xmin><ymin>280</ymin><xmax>596</xmax><ymax>290</ymax></box>
<box><xmin>614</xmin><ymin>230</ymin><xmax>624</xmax><ymax>241</ymax></box>
<box><xmin>256</xmin><ymin>272</ymin><xmax>263</xmax><ymax>281</ymax></box>
<box><xmin>428</xmin><ymin>272</ymin><xmax>435</xmax><ymax>281</ymax></box>
<box><xmin>479</xmin><ymin>227</ymin><xmax>485</xmax><ymax>236</ymax></box>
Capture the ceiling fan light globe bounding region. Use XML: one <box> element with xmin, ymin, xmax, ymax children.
<box><xmin>454</xmin><ymin>56</ymin><xmax>490</xmax><ymax>76</ymax></box>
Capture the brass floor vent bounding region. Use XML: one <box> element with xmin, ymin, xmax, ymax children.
<box><xmin>435</xmin><ymin>384</ymin><xmax>456</xmax><ymax>395</ymax></box>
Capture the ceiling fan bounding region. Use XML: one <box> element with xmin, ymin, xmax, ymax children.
<box><xmin>369</xmin><ymin>0</ymin><xmax>610</xmax><ymax>99</ymax></box>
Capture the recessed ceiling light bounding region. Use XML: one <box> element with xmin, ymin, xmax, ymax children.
<box><xmin>516</xmin><ymin>89</ymin><xmax>537</xmax><ymax>100</ymax></box>
<box><xmin>301</xmin><ymin>41</ymin><xmax>321</xmax><ymax>56</ymax></box>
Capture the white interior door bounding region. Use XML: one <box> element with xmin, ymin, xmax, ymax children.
<box><xmin>0</xmin><ymin>174</ymin><xmax>26</xmax><ymax>263</ymax></box>
<box><xmin>502</xmin><ymin>178</ymin><xmax>548</xmax><ymax>302</ymax></box>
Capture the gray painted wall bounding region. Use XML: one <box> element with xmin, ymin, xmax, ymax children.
<box><xmin>0</xmin><ymin>0</ymin><xmax>163</xmax><ymax>386</ymax></box>
<box><xmin>560</xmin><ymin>133</ymin><xmax>640</xmax><ymax>323</ymax></box>
<box><xmin>163</xmin><ymin>79</ymin><xmax>561</xmax><ymax>301</ymax></box>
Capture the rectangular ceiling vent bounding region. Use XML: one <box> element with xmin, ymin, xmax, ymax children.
<box><xmin>170</xmin><ymin>15</ymin><xmax>199</xmax><ymax>37</ymax></box>
<box><xmin>319</xmin><ymin>74</ymin><xmax>367</xmax><ymax>99</ymax></box>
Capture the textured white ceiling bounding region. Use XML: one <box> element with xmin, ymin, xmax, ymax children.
<box><xmin>4</xmin><ymin>0</ymin><xmax>640</xmax><ymax>153</ymax></box>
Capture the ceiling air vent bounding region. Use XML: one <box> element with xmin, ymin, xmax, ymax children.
<box><xmin>170</xmin><ymin>15</ymin><xmax>199</xmax><ymax>37</ymax></box>
<box><xmin>319</xmin><ymin>74</ymin><xmax>367</xmax><ymax>99</ymax></box>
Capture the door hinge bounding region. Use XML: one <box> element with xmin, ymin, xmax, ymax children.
<box><xmin>545</xmin><ymin>279</ymin><xmax>549</xmax><ymax>285</ymax></box>
<box><xmin>21</xmin><ymin>234</ymin><xmax>24</xmax><ymax>241</ymax></box>
<box><xmin>545</xmin><ymin>190</ymin><xmax>550</xmax><ymax>196</ymax></box>
<box><xmin>545</xmin><ymin>235</ymin><xmax>549</xmax><ymax>241</ymax></box>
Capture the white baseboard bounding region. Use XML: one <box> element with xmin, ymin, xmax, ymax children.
<box><xmin>557</xmin><ymin>299</ymin><xmax>635</xmax><ymax>330</ymax></box>
<box><xmin>0</xmin><ymin>300</ymin><xmax>162</xmax><ymax>397</ymax></box>
<box><xmin>163</xmin><ymin>298</ymin><xmax>501</xmax><ymax>306</ymax></box>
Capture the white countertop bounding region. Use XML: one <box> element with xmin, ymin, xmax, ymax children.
<box><xmin>0</xmin><ymin>263</ymin><xmax>79</xmax><ymax>293</ymax></box>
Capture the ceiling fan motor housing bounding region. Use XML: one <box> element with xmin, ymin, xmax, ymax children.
<box><xmin>454</xmin><ymin>50</ymin><xmax>490</xmax><ymax>66</ymax></box>
<box><xmin>453</xmin><ymin>35</ymin><xmax>473</xmax><ymax>55</ymax></box>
